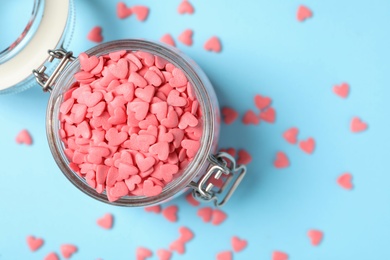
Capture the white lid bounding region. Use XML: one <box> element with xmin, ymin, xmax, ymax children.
<box><xmin>0</xmin><ymin>0</ymin><xmax>70</xmax><ymax>92</ymax></box>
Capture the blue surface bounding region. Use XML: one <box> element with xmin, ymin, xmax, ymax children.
<box><xmin>1</xmin><ymin>0</ymin><xmax>390</xmax><ymax>259</ymax></box>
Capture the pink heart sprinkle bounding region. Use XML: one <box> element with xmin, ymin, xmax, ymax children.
<box><xmin>297</xmin><ymin>5</ymin><xmax>312</xmax><ymax>22</ymax></box>
<box><xmin>242</xmin><ymin>110</ymin><xmax>260</xmax><ymax>125</ymax></box>
<box><xmin>179</xmin><ymin>112</ymin><xmax>199</xmax><ymax>129</ymax></box>
<box><xmin>259</xmin><ymin>107</ymin><xmax>276</xmax><ymax>123</ymax></box>
<box><xmin>337</xmin><ymin>173</ymin><xmax>353</xmax><ymax>190</ymax></box>
<box><xmin>16</xmin><ymin>129</ymin><xmax>33</xmax><ymax>145</ymax></box>
<box><xmin>197</xmin><ymin>207</ymin><xmax>213</xmax><ymax>222</ymax></box>
<box><xmin>237</xmin><ymin>149</ymin><xmax>252</xmax><ymax>165</ymax></box>
<box><xmin>129</xmin><ymin>72</ymin><xmax>148</xmax><ymax>88</ymax></box>
<box><xmin>272</xmin><ymin>251</ymin><xmax>289</xmax><ymax>260</ymax></box>
<box><xmin>131</xmin><ymin>6</ymin><xmax>149</xmax><ymax>21</ymax></box>
<box><xmin>143</xmin><ymin>179</ymin><xmax>163</xmax><ymax>197</ymax></box>
<box><xmin>128</xmin><ymin>101</ymin><xmax>149</xmax><ymax>120</ymax></box>
<box><xmin>160</xmin><ymin>34</ymin><xmax>176</xmax><ymax>47</ymax></box>
<box><xmin>26</xmin><ymin>236</ymin><xmax>44</xmax><ymax>251</ymax></box>
<box><xmin>136</xmin><ymin>247</ymin><xmax>153</xmax><ymax>260</ymax></box>
<box><xmin>274</xmin><ymin>151</ymin><xmax>289</xmax><ymax>169</ymax></box>
<box><xmin>254</xmin><ymin>94</ymin><xmax>272</xmax><ymax>110</ymax></box>
<box><xmin>149</xmin><ymin>142</ymin><xmax>170</xmax><ymax>161</ymax></box>
<box><xmin>221</xmin><ymin>107</ymin><xmax>238</xmax><ymax>124</ymax></box>
<box><xmin>44</xmin><ymin>252</ymin><xmax>59</xmax><ymax>260</ymax></box>
<box><xmin>350</xmin><ymin>117</ymin><xmax>368</xmax><ymax>133</ymax></box>
<box><xmin>105</xmin><ymin>128</ymin><xmax>128</xmax><ymax>146</ymax></box>
<box><xmin>283</xmin><ymin>127</ymin><xmax>299</xmax><ymax>144</ymax></box>
<box><xmin>307</xmin><ymin>229</ymin><xmax>323</xmax><ymax>246</ymax></box>
<box><xmin>97</xmin><ymin>213</ymin><xmax>113</xmax><ymax>229</ymax></box>
<box><xmin>135</xmin><ymin>153</ymin><xmax>156</xmax><ymax>172</ymax></box>
<box><xmin>157</xmin><ymin>249</ymin><xmax>172</xmax><ymax>260</ymax></box>
<box><xmin>231</xmin><ymin>236</ymin><xmax>247</xmax><ymax>252</ymax></box>
<box><xmin>212</xmin><ymin>209</ymin><xmax>227</xmax><ymax>225</ymax></box>
<box><xmin>109</xmin><ymin>58</ymin><xmax>129</xmax><ymax>79</ymax></box>
<box><xmin>179</xmin><ymin>226</ymin><xmax>194</xmax><ymax>242</ymax></box>
<box><xmin>167</xmin><ymin>90</ymin><xmax>188</xmax><ymax>107</ymax></box>
<box><xmin>162</xmin><ymin>205</ymin><xmax>178</xmax><ymax>222</ymax></box>
<box><xmin>204</xmin><ymin>36</ymin><xmax>222</xmax><ymax>53</ymax></box>
<box><xmin>117</xmin><ymin>2</ymin><xmax>132</xmax><ymax>19</ymax></box>
<box><xmin>186</xmin><ymin>192</ymin><xmax>200</xmax><ymax>207</ymax></box>
<box><xmin>178</xmin><ymin>29</ymin><xmax>193</xmax><ymax>46</ymax></box>
<box><xmin>169</xmin><ymin>239</ymin><xmax>185</xmax><ymax>254</ymax></box>
<box><xmin>216</xmin><ymin>251</ymin><xmax>232</xmax><ymax>260</ymax></box>
<box><xmin>169</xmin><ymin>69</ymin><xmax>188</xmax><ymax>88</ymax></box>
<box><xmin>178</xmin><ymin>1</ymin><xmax>194</xmax><ymax>14</ymax></box>
<box><xmin>79</xmin><ymin>52</ymin><xmax>99</xmax><ymax>72</ymax></box>
<box><xmin>60</xmin><ymin>244</ymin><xmax>78</xmax><ymax>259</ymax></box>
<box><xmin>125</xmin><ymin>175</ymin><xmax>142</xmax><ymax>191</ymax></box>
<box><xmin>135</xmin><ymin>85</ymin><xmax>156</xmax><ymax>102</ymax></box>
<box><xmin>110</xmin><ymin>181</ymin><xmax>129</xmax><ymax>197</ymax></box>
<box><xmin>144</xmin><ymin>205</ymin><xmax>161</xmax><ymax>213</ymax></box>
<box><xmin>333</xmin><ymin>83</ymin><xmax>349</xmax><ymax>98</ymax></box>
<box><xmin>299</xmin><ymin>137</ymin><xmax>315</xmax><ymax>154</ymax></box>
<box><xmin>87</xmin><ymin>26</ymin><xmax>103</xmax><ymax>43</ymax></box>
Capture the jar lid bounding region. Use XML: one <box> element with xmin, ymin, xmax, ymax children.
<box><xmin>0</xmin><ymin>0</ymin><xmax>73</xmax><ymax>94</ymax></box>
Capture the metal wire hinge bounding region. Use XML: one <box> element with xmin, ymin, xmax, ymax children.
<box><xmin>189</xmin><ymin>152</ymin><xmax>247</xmax><ymax>207</ymax></box>
<box><xmin>33</xmin><ymin>49</ymin><xmax>75</xmax><ymax>92</ymax></box>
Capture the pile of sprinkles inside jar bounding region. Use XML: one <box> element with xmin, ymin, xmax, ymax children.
<box><xmin>58</xmin><ymin>50</ymin><xmax>202</xmax><ymax>202</ymax></box>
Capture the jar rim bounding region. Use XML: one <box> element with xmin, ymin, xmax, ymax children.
<box><xmin>47</xmin><ymin>39</ymin><xmax>219</xmax><ymax>207</ymax></box>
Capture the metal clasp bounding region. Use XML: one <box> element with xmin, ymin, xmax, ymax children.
<box><xmin>189</xmin><ymin>152</ymin><xmax>247</xmax><ymax>207</ymax></box>
<box><xmin>33</xmin><ymin>49</ymin><xmax>75</xmax><ymax>92</ymax></box>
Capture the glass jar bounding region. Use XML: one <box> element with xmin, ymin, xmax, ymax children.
<box><xmin>1</xmin><ymin>0</ymin><xmax>246</xmax><ymax>207</ymax></box>
<box><xmin>45</xmin><ymin>40</ymin><xmax>246</xmax><ymax>207</ymax></box>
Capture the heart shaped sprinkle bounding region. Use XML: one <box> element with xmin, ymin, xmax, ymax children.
<box><xmin>87</xmin><ymin>26</ymin><xmax>103</xmax><ymax>43</ymax></box>
<box><xmin>143</xmin><ymin>179</ymin><xmax>163</xmax><ymax>197</ymax></box>
<box><xmin>242</xmin><ymin>110</ymin><xmax>260</xmax><ymax>125</ymax></box>
<box><xmin>274</xmin><ymin>151</ymin><xmax>289</xmax><ymax>168</ymax></box>
<box><xmin>237</xmin><ymin>149</ymin><xmax>252</xmax><ymax>165</ymax></box>
<box><xmin>212</xmin><ymin>209</ymin><xmax>227</xmax><ymax>225</ymax></box>
<box><xmin>178</xmin><ymin>29</ymin><xmax>193</xmax><ymax>46</ymax></box>
<box><xmin>26</xmin><ymin>236</ymin><xmax>44</xmax><ymax>251</ymax></box>
<box><xmin>60</xmin><ymin>244</ymin><xmax>78</xmax><ymax>259</ymax></box>
<box><xmin>254</xmin><ymin>94</ymin><xmax>272</xmax><ymax>110</ymax></box>
<box><xmin>333</xmin><ymin>83</ymin><xmax>349</xmax><ymax>98</ymax></box>
<box><xmin>197</xmin><ymin>207</ymin><xmax>213</xmax><ymax>222</ymax></box>
<box><xmin>204</xmin><ymin>36</ymin><xmax>222</xmax><ymax>53</ymax></box>
<box><xmin>299</xmin><ymin>137</ymin><xmax>315</xmax><ymax>154</ymax></box>
<box><xmin>79</xmin><ymin>53</ymin><xmax>99</xmax><ymax>72</ymax></box>
<box><xmin>97</xmin><ymin>213</ymin><xmax>113</xmax><ymax>229</ymax></box>
<box><xmin>178</xmin><ymin>1</ymin><xmax>194</xmax><ymax>14</ymax></box>
<box><xmin>162</xmin><ymin>205</ymin><xmax>178</xmax><ymax>222</ymax></box>
<box><xmin>44</xmin><ymin>252</ymin><xmax>59</xmax><ymax>260</ymax></box>
<box><xmin>216</xmin><ymin>251</ymin><xmax>232</xmax><ymax>260</ymax></box>
<box><xmin>157</xmin><ymin>249</ymin><xmax>172</xmax><ymax>260</ymax></box>
<box><xmin>337</xmin><ymin>173</ymin><xmax>353</xmax><ymax>190</ymax></box>
<box><xmin>297</xmin><ymin>5</ymin><xmax>312</xmax><ymax>22</ymax></box>
<box><xmin>222</xmin><ymin>107</ymin><xmax>238</xmax><ymax>124</ymax></box>
<box><xmin>160</xmin><ymin>34</ymin><xmax>176</xmax><ymax>47</ymax></box>
<box><xmin>16</xmin><ymin>129</ymin><xmax>33</xmax><ymax>145</ymax></box>
<box><xmin>117</xmin><ymin>2</ymin><xmax>132</xmax><ymax>19</ymax></box>
<box><xmin>144</xmin><ymin>205</ymin><xmax>161</xmax><ymax>213</ymax></box>
<box><xmin>273</xmin><ymin>251</ymin><xmax>289</xmax><ymax>260</ymax></box>
<box><xmin>283</xmin><ymin>127</ymin><xmax>299</xmax><ymax>144</ymax></box>
<box><xmin>131</xmin><ymin>6</ymin><xmax>149</xmax><ymax>21</ymax></box>
<box><xmin>231</xmin><ymin>236</ymin><xmax>247</xmax><ymax>252</ymax></box>
<box><xmin>260</xmin><ymin>107</ymin><xmax>276</xmax><ymax>123</ymax></box>
<box><xmin>350</xmin><ymin>117</ymin><xmax>368</xmax><ymax>133</ymax></box>
<box><xmin>307</xmin><ymin>229</ymin><xmax>323</xmax><ymax>246</ymax></box>
<box><xmin>136</xmin><ymin>247</ymin><xmax>153</xmax><ymax>259</ymax></box>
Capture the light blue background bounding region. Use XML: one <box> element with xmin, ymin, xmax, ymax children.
<box><xmin>1</xmin><ymin>0</ymin><xmax>389</xmax><ymax>259</ymax></box>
